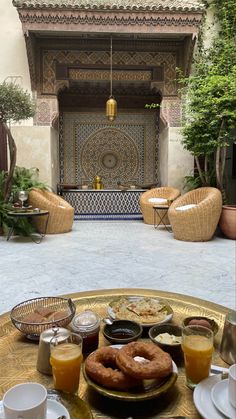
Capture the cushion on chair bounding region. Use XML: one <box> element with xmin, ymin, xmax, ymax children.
<box><xmin>176</xmin><ymin>204</ymin><xmax>197</xmax><ymax>211</ymax></box>
<box><xmin>140</xmin><ymin>186</ymin><xmax>181</xmax><ymax>225</ymax></box>
<box><xmin>148</xmin><ymin>197</ymin><xmax>168</xmax><ymax>204</ymax></box>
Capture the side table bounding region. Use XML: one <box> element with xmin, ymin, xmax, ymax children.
<box><xmin>153</xmin><ymin>205</ymin><xmax>172</xmax><ymax>232</ymax></box>
<box><xmin>7</xmin><ymin>209</ymin><xmax>49</xmax><ymax>244</ymax></box>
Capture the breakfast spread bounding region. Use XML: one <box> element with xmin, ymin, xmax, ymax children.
<box><xmin>110</xmin><ymin>297</ymin><xmax>169</xmax><ymax>324</ymax></box>
<box><xmin>85</xmin><ymin>341</ymin><xmax>173</xmax><ymax>390</ymax></box>
<box><xmin>154</xmin><ymin>332</ymin><xmax>182</xmax><ymax>345</ymax></box>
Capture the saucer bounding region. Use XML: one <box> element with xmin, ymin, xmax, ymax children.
<box><xmin>193</xmin><ymin>374</ymin><xmax>226</xmax><ymax>419</ymax></box>
<box><xmin>0</xmin><ymin>399</ymin><xmax>70</xmax><ymax>419</ymax></box>
<box><xmin>211</xmin><ymin>379</ymin><xmax>236</xmax><ymax>419</ymax></box>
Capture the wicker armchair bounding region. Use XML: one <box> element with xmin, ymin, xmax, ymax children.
<box><xmin>140</xmin><ymin>187</ymin><xmax>181</xmax><ymax>225</ymax></box>
<box><xmin>28</xmin><ymin>189</ymin><xmax>74</xmax><ymax>234</ymax></box>
<box><xmin>168</xmin><ymin>187</ymin><xmax>222</xmax><ymax>242</ymax></box>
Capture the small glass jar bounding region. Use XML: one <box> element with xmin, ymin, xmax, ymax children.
<box><xmin>71</xmin><ymin>310</ymin><xmax>100</xmax><ymax>354</ymax></box>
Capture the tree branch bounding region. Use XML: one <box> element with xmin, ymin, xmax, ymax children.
<box><xmin>204</xmin><ymin>155</ymin><xmax>209</xmax><ymax>184</ymax></box>
<box><xmin>2</xmin><ymin>122</ymin><xmax>17</xmax><ymax>203</ymax></box>
<box><xmin>216</xmin><ymin>146</ymin><xmax>221</xmax><ymax>190</ymax></box>
<box><xmin>195</xmin><ymin>156</ymin><xmax>206</xmax><ymax>185</ymax></box>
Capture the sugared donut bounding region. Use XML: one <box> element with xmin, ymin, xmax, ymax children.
<box><xmin>85</xmin><ymin>346</ymin><xmax>140</xmax><ymax>390</ymax></box>
<box><xmin>116</xmin><ymin>341</ymin><xmax>172</xmax><ymax>379</ymax></box>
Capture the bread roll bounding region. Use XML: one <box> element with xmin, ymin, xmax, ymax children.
<box><xmin>23</xmin><ymin>312</ymin><xmax>45</xmax><ymax>324</ymax></box>
<box><xmin>47</xmin><ymin>310</ymin><xmax>68</xmax><ymax>322</ymax></box>
<box><xmin>34</xmin><ymin>307</ymin><xmax>55</xmax><ymax>318</ymax></box>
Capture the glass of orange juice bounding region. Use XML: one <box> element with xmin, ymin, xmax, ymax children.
<box><xmin>50</xmin><ymin>332</ymin><xmax>83</xmax><ymax>393</ymax></box>
<box><xmin>182</xmin><ymin>325</ymin><xmax>214</xmax><ymax>389</ymax></box>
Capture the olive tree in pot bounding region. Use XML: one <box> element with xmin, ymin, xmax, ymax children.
<box><xmin>0</xmin><ymin>82</ymin><xmax>35</xmax><ymax>234</ymax></box>
<box><xmin>0</xmin><ymin>82</ymin><xmax>35</xmax><ymax>203</ymax></box>
<box><xmin>180</xmin><ymin>0</ymin><xmax>236</xmax><ymax>239</ymax></box>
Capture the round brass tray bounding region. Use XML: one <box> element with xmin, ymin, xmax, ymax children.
<box><xmin>0</xmin><ymin>288</ymin><xmax>230</xmax><ymax>419</ymax></box>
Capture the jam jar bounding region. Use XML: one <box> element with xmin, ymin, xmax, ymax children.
<box><xmin>71</xmin><ymin>310</ymin><xmax>100</xmax><ymax>354</ymax></box>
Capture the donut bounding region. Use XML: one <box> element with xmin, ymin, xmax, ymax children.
<box><xmin>85</xmin><ymin>346</ymin><xmax>141</xmax><ymax>390</ymax></box>
<box><xmin>116</xmin><ymin>341</ymin><xmax>172</xmax><ymax>379</ymax></box>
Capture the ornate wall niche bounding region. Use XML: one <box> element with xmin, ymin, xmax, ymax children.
<box><xmin>60</xmin><ymin>111</ymin><xmax>159</xmax><ymax>188</ymax></box>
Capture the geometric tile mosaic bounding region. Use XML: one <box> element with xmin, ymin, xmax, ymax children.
<box><xmin>60</xmin><ymin>112</ymin><xmax>158</xmax><ymax>189</ymax></box>
<box><xmin>62</xmin><ymin>190</ymin><xmax>144</xmax><ymax>220</ymax></box>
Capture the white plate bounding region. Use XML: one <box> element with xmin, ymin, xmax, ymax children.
<box><xmin>211</xmin><ymin>379</ymin><xmax>236</xmax><ymax>419</ymax></box>
<box><xmin>0</xmin><ymin>399</ymin><xmax>70</xmax><ymax>419</ymax></box>
<box><xmin>193</xmin><ymin>374</ymin><xmax>226</xmax><ymax>419</ymax></box>
<box><xmin>108</xmin><ymin>296</ymin><xmax>173</xmax><ymax>327</ymax></box>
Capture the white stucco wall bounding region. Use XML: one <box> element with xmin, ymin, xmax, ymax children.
<box><xmin>11</xmin><ymin>126</ymin><xmax>59</xmax><ymax>191</ymax></box>
<box><xmin>159</xmin><ymin>120</ymin><xmax>169</xmax><ymax>186</ymax></box>
<box><xmin>167</xmin><ymin>128</ymin><xmax>194</xmax><ymax>192</ymax></box>
<box><xmin>0</xmin><ymin>0</ymin><xmax>31</xmax><ymax>92</ymax></box>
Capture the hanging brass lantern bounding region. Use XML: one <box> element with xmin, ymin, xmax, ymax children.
<box><xmin>106</xmin><ymin>96</ymin><xmax>117</xmax><ymax>122</ymax></box>
<box><xmin>106</xmin><ymin>37</ymin><xmax>117</xmax><ymax>121</ymax></box>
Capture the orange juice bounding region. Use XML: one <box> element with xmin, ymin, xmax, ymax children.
<box><xmin>50</xmin><ymin>342</ymin><xmax>83</xmax><ymax>393</ymax></box>
<box><xmin>182</xmin><ymin>334</ymin><xmax>213</xmax><ymax>385</ymax></box>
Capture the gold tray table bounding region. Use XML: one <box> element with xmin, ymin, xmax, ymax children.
<box><xmin>0</xmin><ymin>289</ymin><xmax>230</xmax><ymax>419</ymax></box>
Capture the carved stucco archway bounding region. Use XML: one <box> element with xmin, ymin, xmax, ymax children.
<box><xmin>12</xmin><ymin>0</ymin><xmax>204</xmax><ymax>191</ymax></box>
<box><xmin>13</xmin><ymin>0</ymin><xmax>205</xmax><ymax>128</ymax></box>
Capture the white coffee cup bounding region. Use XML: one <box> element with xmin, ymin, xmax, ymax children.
<box><xmin>229</xmin><ymin>364</ymin><xmax>236</xmax><ymax>408</ymax></box>
<box><xmin>3</xmin><ymin>383</ymin><xmax>47</xmax><ymax>419</ymax></box>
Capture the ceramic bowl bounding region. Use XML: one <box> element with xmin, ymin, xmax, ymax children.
<box><xmin>103</xmin><ymin>319</ymin><xmax>143</xmax><ymax>344</ymax></box>
<box><xmin>182</xmin><ymin>316</ymin><xmax>219</xmax><ymax>335</ymax></box>
<box><xmin>149</xmin><ymin>323</ymin><xmax>183</xmax><ymax>359</ymax></box>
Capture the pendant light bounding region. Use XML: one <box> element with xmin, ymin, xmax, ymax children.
<box><xmin>106</xmin><ymin>36</ymin><xmax>117</xmax><ymax>122</ymax></box>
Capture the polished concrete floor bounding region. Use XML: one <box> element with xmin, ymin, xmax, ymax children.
<box><xmin>0</xmin><ymin>221</ymin><xmax>235</xmax><ymax>314</ymax></box>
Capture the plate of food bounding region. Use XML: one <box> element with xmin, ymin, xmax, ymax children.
<box><xmin>83</xmin><ymin>342</ymin><xmax>178</xmax><ymax>401</ymax></box>
<box><xmin>107</xmin><ymin>296</ymin><xmax>173</xmax><ymax>327</ymax></box>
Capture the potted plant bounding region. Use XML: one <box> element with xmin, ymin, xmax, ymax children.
<box><xmin>0</xmin><ymin>81</ymin><xmax>35</xmax><ymax>204</ymax></box>
<box><xmin>0</xmin><ymin>166</ymin><xmax>48</xmax><ymax>236</ymax></box>
<box><xmin>179</xmin><ymin>0</ymin><xmax>236</xmax><ymax>239</ymax></box>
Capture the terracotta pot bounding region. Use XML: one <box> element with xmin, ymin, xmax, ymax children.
<box><xmin>219</xmin><ymin>205</ymin><xmax>236</xmax><ymax>240</ymax></box>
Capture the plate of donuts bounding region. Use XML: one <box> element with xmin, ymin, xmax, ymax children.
<box><xmin>107</xmin><ymin>296</ymin><xmax>173</xmax><ymax>327</ymax></box>
<box><xmin>83</xmin><ymin>342</ymin><xmax>178</xmax><ymax>401</ymax></box>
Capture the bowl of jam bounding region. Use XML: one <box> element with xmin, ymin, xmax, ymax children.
<box><xmin>103</xmin><ymin>319</ymin><xmax>143</xmax><ymax>344</ymax></box>
<box><xmin>70</xmin><ymin>310</ymin><xmax>100</xmax><ymax>354</ymax></box>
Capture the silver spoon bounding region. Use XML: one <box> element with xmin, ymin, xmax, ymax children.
<box><xmin>102</xmin><ymin>317</ymin><xmax>113</xmax><ymax>325</ymax></box>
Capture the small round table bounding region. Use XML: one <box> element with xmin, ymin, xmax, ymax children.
<box><xmin>7</xmin><ymin>209</ymin><xmax>49</xmax><ymax>244</ymax></box>
<box><xmin>153</xmin><ymin>205</ymin><xmax>172</xmax><ymax>232</ymax></box>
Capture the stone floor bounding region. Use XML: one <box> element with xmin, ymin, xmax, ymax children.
<box><xmin>0</xmin><ymin>221</ymin><xmax>235</xmax><ymax>314</ymax></box>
